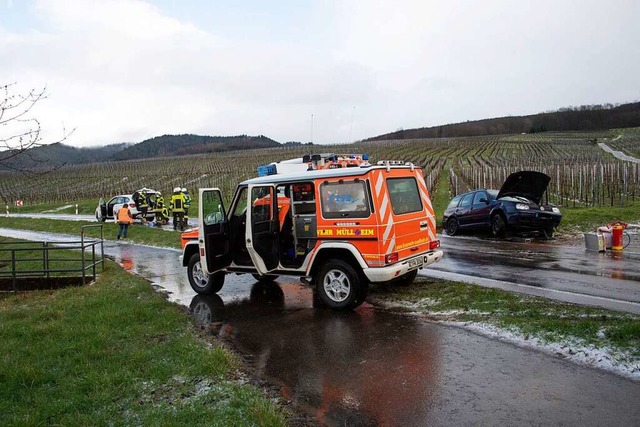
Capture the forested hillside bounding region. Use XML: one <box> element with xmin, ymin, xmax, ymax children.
<box><xmin>0</xmin><ymin>134</ymin><xmax>281</xmax><ymax>171</ymax></box>
<box><xmin>0</xmin><ymin>143</ymin><xmax>130</xmax><ymax>171</ymax></box>
<box><xmin>367</xmin><ymin>102</ymin><xmax>640</xmax><ymax>141</ymax></box>
<box><xmin>111</xmin><ymin>134</ymin><xmax>280</xmax><ymax>160</ymax></box>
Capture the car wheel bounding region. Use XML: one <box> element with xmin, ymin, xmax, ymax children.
<box><xmin>446</xmin><ymin>218</ymin><xmax>459</xmax><ymax>236</ymax></box>
<box><xmin>491</xmin><ymin>213</ymin><xmax>508</xmax><ymax>238</ymax></box>
<box><xmin>542</xmin><ymin>228</ymin><xmax>554</xmax><ymax>239</ymax></box>
<box><xmin>252</xmin><ymin>274</ymin><xmax>279</xmax><ymax>283</ymax></box>
<box><xmin>316</xmin><ymin>259</ymin><xmax>365</xmax><ymax>310</ymax></box>
<box><xmin>187</xmin><ymin>253</ymin><xmax>224</xmax><ymax>294</ymax></box>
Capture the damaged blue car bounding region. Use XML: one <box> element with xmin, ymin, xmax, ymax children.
<box><xmin>443</xmin><ymin>171</ymin><xmax>562</xmax><ymax>238</ymax></box>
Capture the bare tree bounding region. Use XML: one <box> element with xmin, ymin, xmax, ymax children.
<box><xmin>0</xmin><ymin>82</ymin><xmax>75</xmax><ymax>173</ymax></box>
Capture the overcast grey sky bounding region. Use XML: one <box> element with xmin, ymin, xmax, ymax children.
<box><xmin>2</xmin><ymin>0</ymin><xmax>639</xmax><ymax>147</ymax></box>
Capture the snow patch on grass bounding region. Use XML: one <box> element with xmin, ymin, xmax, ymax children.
<box><xmin>370</xmin><ymin>296</ymin><xmax>640</xmax><ymax>381</ymax></box>
<box><xmin>454</xmin><ymin>321</ymin><xmax>640</xmax><ymax>382</ymax></box>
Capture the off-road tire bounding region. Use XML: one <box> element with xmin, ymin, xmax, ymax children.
<box><xmin>542</xmin><ymin>227</ymin><xmax>554</xmax><ymax>239</ymax></box>
<box><xmin>316</xmin><ymin>259</ymin><xmax>366</xmax><ymax>310</ymax></box>
<box><xmin>446</xmin><ymin>218</ymin><xmax>459</xmax><ymax>236</ymax></box>
<box><xmin>187</xmin><ymin>253</ymin><xmax>225</xmax><ymax>294</ymax></box>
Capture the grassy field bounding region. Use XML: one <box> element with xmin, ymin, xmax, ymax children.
<box><xmin>559</xmin><ymin>201</ymin><xmax>640</xmax><ymax>232</ymax></box>
<box><xmin>0</xmin><ymin>217</ymin><xmax>183</xmax><ymax>249</ymax></box>
<box><xmin>0</xmin><ymin>260</ymin><xmax>286</xmax><ymax>426</ymax></box>
<box><xmin>7</xmin><ymin>198</ymin><xmax>98</xmax><ymax>215</ymax></box>
<box><xmin>429</xmin><ymin>162</ymin><xmax>453</xmax><ymax>231</ymax></box>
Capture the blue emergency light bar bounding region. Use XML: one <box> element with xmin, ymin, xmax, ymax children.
<box><xmin>257</xmin><ymin>164</ymin><xmax>277</xmax><ymax>176</ymax></box>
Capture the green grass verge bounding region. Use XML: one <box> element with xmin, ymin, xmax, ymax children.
<box><xmin>0</xmin><ymin>260</ymin><xmax>286</xmax><ymax>426</ymax></box>
<box><xmin>558</xmin><ymin>200</ymin><xmax>640</xmax><ymax>233</ymax></box>
<box><xmin>0</xmin><ymin>217</ymin><xmax>182</xmax><ymax>250</ymax></box>
<box><xmin>371</xmin><ymin>278</ymin><xmax>640</xmax><ymax>356</ymax></box>
<box><xmin>6</xmin><ymin>199</ymin><xmax>98</xmax><ymax>215</ymax></box>
<box><xmin>430</xmin><ymin>165</ymin><xmax>452</xmax><ymax>232</ymax></box>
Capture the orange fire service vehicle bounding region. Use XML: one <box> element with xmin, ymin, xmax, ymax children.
<box><xmin>180</xmin><ymin>153</ymin><xmax>443</xmax><ymax>310</ymax></box>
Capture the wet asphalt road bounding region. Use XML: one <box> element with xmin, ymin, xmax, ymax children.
<box><xmin>1</xmin><ymin>227</ymin><xmax>639</xmax><ymax>426</ymax></box>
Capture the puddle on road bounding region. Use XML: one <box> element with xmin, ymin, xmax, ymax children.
<box><xmin>189</xmin><ymin>281</ymin><xmax>442</xmax><ymax>426</ymax></box>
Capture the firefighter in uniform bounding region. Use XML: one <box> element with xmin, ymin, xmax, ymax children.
<box><xmin>170</xmin><ymin>187</ymin><xmax>186</xmax><ymax>230</ymax></box>
<box><xmin>181</xmin><ymin>187</ymin><xmax>191</xmax><ymax>225</ymax></box>
<box><xmin>132</xmin><ymin>191</ymin><xmax>141</xmax><ymax>212</ymax></box>
<box><xmin>152</xmin><ymin>192</ymin><xmax>168</xmax><ymax>226</ymax></box>
<box><xmin>139</xmin><ymin>190</ymin><xmax>149</xmax><ymax>223</ymax></box>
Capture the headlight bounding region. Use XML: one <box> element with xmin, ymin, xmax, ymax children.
<box><xmin>515</xmin><ymin>203</ymin><xmax>530</xmax><ymax>210</ymax></box>
<box><xmin>552</xmin><ymin>207</ymin><xmax>560</xmax><ymax>213</ymax></box>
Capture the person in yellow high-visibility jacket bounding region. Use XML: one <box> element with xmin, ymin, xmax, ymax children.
<box><xmin>169</xmin><ymin>187</ymin><xmax>186</xmax><ymax>230</ymax></box>
<box><xmin>116</xmin><ymin>205</ymin><xmax>133</xmax><ymax>240</ymax></box>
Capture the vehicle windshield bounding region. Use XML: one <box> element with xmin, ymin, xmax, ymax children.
<box><xmin>320</xmin><ymin>181</ymin><xmax>370</xmax><ymax>218</ymax></box>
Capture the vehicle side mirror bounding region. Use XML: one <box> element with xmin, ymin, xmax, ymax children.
<box><xmin>480</xmin><ymin>198</ymin><xmax>488</xmax><ymax>204</ymax></box>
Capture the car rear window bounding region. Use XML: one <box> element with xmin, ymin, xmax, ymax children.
<box><xmin>320</xmin><ymin>181</ymin><xmax>370</xmax><ymax>218</ymax></box>
<box><xmin>387</xmin><ymin>177</ymin><xmax>423</xmax><ymax>215</ymax></box>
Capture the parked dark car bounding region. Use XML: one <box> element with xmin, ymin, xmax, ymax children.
<box><xmin>443</xmin><ymin>171</ymin><xmax>562</xmax><ymax>238</ymax></box>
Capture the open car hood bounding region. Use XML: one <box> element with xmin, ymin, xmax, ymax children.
<box><xmin>497</xmin><ymin>171</ymin><xmax>550</xmax><ymax>204</ymax></box>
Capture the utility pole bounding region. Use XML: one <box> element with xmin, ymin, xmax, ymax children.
<box><xmin>311</xmin><ymin>113</ymin><xmax>314</xmax><ymax>144</ymax></box>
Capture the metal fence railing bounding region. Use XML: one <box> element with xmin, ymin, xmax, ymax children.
<box><xmin>0</xmin><ymin>225</ymin><xmax>104</xmax><ymax>291</ymax></box>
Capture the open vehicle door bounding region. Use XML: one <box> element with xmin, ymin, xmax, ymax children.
<box><xmin>199</xmin><ymin>188</ymin><xmax>231</xmax><ymax>274</ymax></box>
<box><xmin>246</xmin><ymin>184</ymin><xmax>280</xmax><ymax>274</ymax></box>
<box><xmin>98</xmin><ymin>198</ymin><xmax>106</xmax><ymax>218</ymax></box>
<box><xmin>107</xmin><ymin>197</ymin><xmax>119</xmax><ymax>217</ymax></box>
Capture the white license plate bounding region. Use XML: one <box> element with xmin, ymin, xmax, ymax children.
<box><xmin>408</xmin><ymin>257</ymin><xmax>424</xmax><ymax>269</ymax></box>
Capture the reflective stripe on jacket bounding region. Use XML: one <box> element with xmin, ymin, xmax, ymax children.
<box><xmin>170</xmin><ymin>194</ymin><xmax>186</xmax><ymax>212</ymax></box>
